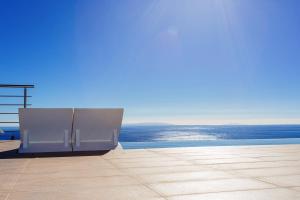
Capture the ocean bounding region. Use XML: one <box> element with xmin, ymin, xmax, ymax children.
<box><xmin>1</xmin><ymin>125</ymin><xmax>300</xmax><ymax>149</ymax></box>
<box><xmin>120</xmin><ymin>125</ymin><xmax>300</xmax><ymax>142</ymax></box>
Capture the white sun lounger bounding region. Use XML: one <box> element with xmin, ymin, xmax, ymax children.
<box><xmin>18</xmin><ymin>108</ymin><xmax>73</xmax><ymax>153</ymax></box>
<box><xmin>72</xmin><ymin>108</ymin><xmax>123</xmax><ymax>151</ymax></box>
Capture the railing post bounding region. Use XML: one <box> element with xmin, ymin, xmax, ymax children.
<box><xmin>24</xmin><ymin>88</ymin><xmax>27</xmax><ymax>108</ymax></box>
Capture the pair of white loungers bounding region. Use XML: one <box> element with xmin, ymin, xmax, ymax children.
<box><xmin>18</xmin><ymin>108</ymin><xmax>123</xmax><ymax>153</ymax></box>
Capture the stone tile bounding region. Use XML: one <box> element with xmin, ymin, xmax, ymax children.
<box><xmin>109</xmin><ymin>157</ymin><xmax>178</xmax><ymax>164</ymax></box>
<box><xmin>194</xmin><ymin>157</ymin><xmax>260</xmax><ymax>165</ymax></box>
<box><xmin>259</xmin><ymin>175</ymin><xmax>300</xmax><ymax>187</ymax></box>
<box><xmin>22</xmin><ymin>166</ymin><xmax>69</xmax><ymax>174</ymax></box>
<box><xmin>167</xmin><ymin>188</ymin><xmax>300</xmax><ymax>200</ymax></box>
<box><xmin>292</xmin><ymin>187</ymin><xmax>300</xmax><ymax>192</ymax></box>
<box><xmin>103</xmin><ymin>151</ymin><xmax>159</xmax><ymax>159</ymax></box>
<box><xmin>149</xmin><ymin>178</ymin><xmax>275</xmax><ymax>196</ymax></box>
<box><xmin>175</xmin><ymin>153</ymin><xmax>281</xmax><ymax>160</ymax></box>
<box><xmin>27</xmin><ymin>158</ymin><xmax>115</xmax><ymax>170</ymax></box>
<box><xmin>0</xmin><ymin>141</ymin><xmax>19</xmax><ymax>150</ymax></box>
<box><xmin>123</xmin><ymin>165</ymin><xmax>209</xmax><ymax>175</ymax></box>
<box><xmin>23</xmin><ymin>163</ymin><xmax>122</xmax><ymax>175</ymax></box>
<box><xmin>56</xmin><ymin>176</ymin><xmax>140</xmax><ymax>190</ymax></box>
<box><xmin>52</xmin><ymin>168</ymin><xmax>125</xmax><ymax>178</ymax></box>
<box><xmin>0</xmin><ymin>192</ymin><xmax>8</xmax><ymax>200</ymax></box>
<box><xmin>257</xmin><ymin>155</ymin><xmax>300</xmax><ymax>162</ymax></box>
<box><xmin>7</xmin><ymin>191</ymin><xmax>57</xmax><ymax>200</ymax></box>
<box><xmin>56</xmin><ymin>185</ymin><xmax>161</xmax><ymax>200</ymax></box>
<box><xmin>15</xmin><ymin>173</ymin><xmax>58</xmax><ymax>182</ymax></box>
<box><xmin>138</xmin><ymin>170</ymin><xmax>235</xmax><ymax>183</ymax></box>
<box><xmin>0</xmin><ymin>159</ymin><xmax>29</xmax><ymax>173</ymax></box>
<box><xmin>149</xmin><ymin>147</ymin><xmax>212</xmax><ymax>154</ymax></box>
<box><xmin>115</xmin><ymin>160</ymin><xmax>192</xmax><ymax>168</ymax></box>
<box><xmin>176</xmin><ymin>154</ymin><xmax>239</xmax><ymax>160</ymax></box>
<box><xmin>233</xmin><ymin>167</ymin><xmax>300</xmax><ymax>177</ymax></box>
<box><xmin>0</xmin><ymin>141</ymin><xmax>300</xmax><ymax>200</ymax></box>
<box><xmin>0</xmin><ymin>174</ymin><xmax>20</xmax><ymax>191</ymax></box>
<box><xmin>13</xmin><ymin>178</ymin><xmax>61</xmax><ymax>192</ymax></box>
<box><xmin>208</xmin><ymin>160</ymin><xmax>300</xmax><ymax>170</ymax></box>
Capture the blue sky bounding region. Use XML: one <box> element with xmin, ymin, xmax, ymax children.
<box><xmin>1</xmin><ymin>0</ymin><xmax>300</xmax><ymax>124</ymax></box>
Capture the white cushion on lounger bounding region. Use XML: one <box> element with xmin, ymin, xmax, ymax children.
<box><xmin>18</xmin><ymin>108</ymin><xmax>73</xmax><ymax>153</ymax></box>
<box><xmin>72</xmin><ymin>108</ymin><xmax>123</xmax><ymax>151</ymax></box>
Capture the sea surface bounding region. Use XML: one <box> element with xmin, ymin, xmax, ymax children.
<box><xmin>120</xmin><ymin>125</ymin><xmax>300</xmax><ymax>142</ymax></box>
<box><xmin>1</xmin><ymin>125</ymin><xmax>300</xmax><ymax>149</ymax></box>
<box><xmin>120</xmin><ymin>125</ymin><xmax>300</xmax><ymax>148</ymax></box>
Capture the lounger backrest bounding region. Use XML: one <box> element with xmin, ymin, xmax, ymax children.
<box><xmin>19</xmin><ymin>108</ymin><xmax>73</xmax><ymax>150</ymax></box>
<box><xmin>72</xmin><ymin>108</ymin><xmax>123</xmax><ymax>149</ymax></box>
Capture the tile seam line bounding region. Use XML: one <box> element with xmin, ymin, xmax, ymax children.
<box><xmin>113</xmin><ymin>163</ymin><xmax>300</xmax><ymax>171</ymax></box>
<box><xmin>194</xmin><ymin>160</ymin><xmax>300</xmax><ymax>165</ymax></box>
<box><xmin>288</xmin><ymin>187</ymin><xmax>300</xmax><ymax>192</ymax></box>
<box><xmin>252</xmin><ymin>177</ymin><xmax>286</xmax><ymax>188</ymax></box>
<box><xmin>135</xmin><ymin>176</ymin><xmax>247</xmax><ymax>184</ymax></box>
<box><xmin>256</xmin><ymin>174</ymin><xmax>300</xmax><ymax>178</ymax></box>
<box><xmin>146</xmin><ymin>150</ymin><xmax>299</xmax><ymax>162</ymax></box>
<box><xmin>120</xmin><ymin>170</ymin><xmax>213</xmax><ymax>176</ymax></box>
<box><xmin>126</xmin><ymin>144</ymin><xmax>300</xmax><ymax>150</ymax></box>
<box><xmin>223</xmin><ymin>171</ymin><xmax>300</xmax><ymax>179</ymax></box>
<box><xmin>148</xmin><ymin>150</ymin><xmax>201</xmax><ymax>167</ymax></box>
<box><xmin>103</xmin><ymin>155</ymin><xmax>161</xmax><ymax>159</ymax></box>
<box><xmin>226</xmin><ymin>170</ymin><xmax>300</xmax><ymax>176</ymax></box>
<box><xmin>104</xmin><ymin>151</ymin><xmax>167</xmax><ymax>198</ymax></box>
<box><xmin>4</xmin><ymin>159</ymin><xmax>31</xmax><ymax>200</ymax></box>
<box><xmin>116</xmin><ymin>163</ymin><xmax>194</xmax><ymax>169</ymax></box>
<box><xmin>192</xmin><ymin>160</ymin><xmax>263</xmax><ymax>165</ymax></box>
<box><xmin>203</xmin><ymin>165</ymin><xmax>300</xmax><ymax>170</ymax></box>
<box><xmin>163</xmin><ymin>187</ymin><xmax>291</xmax><ymax>198</ymax></box>
<box><xmin>17</xmin><ymin>175</ymin><xmax>149</xmax><ymax>182</ymax></box>
<box><xmin>254</xmin><ymin>176</ymin><xmax>300</xmax><ymax>188</ymax></box>
<box><xmin>146</xmin><ymin>177</ymin><xmax>279</xmax><ymax>185</ymax></box>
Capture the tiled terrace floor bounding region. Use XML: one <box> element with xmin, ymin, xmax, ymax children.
<box><xmin>0</xmin><ymin>141</ymin><xmax>300</xmax><ymax>200</ymax></box>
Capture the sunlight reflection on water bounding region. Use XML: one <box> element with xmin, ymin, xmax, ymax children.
<box><xmin>153</xmin><ymin>131</ymin><xmax>217</xmax><ymax>141</ymax></box>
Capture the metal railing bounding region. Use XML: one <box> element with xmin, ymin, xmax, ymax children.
<box><xmin>0</xmin><ymin>84</ymin><xmax>34</xmax><ymax>124</ymax></box>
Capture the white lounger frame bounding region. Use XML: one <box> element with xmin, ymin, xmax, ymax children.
<box><xmin>18</xmin><ymin>108</ymin><xmax>73</xmax><ymax>153</ymax></box>
<box><xmin>18</xmin><ymin>108</ymin><xmax>123</xmax><ymax>153</ymax></box>
<box><xmin>72</xmin><ymin>108</ymin><xmax>123</xmax><ymax>151</ymax></box>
